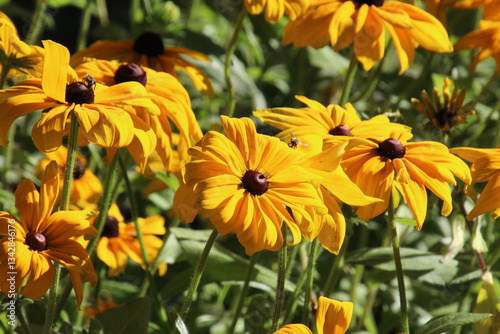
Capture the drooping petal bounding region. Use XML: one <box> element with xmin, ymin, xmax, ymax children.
<box><xmin>316</xmin><ymin>297</ymin><xmax>353</xmax><ymax>334</ymax></box>
<box><xmin>41</xmin><ymin>40</ymin><xmax>69</xmax><ymax>103</ymax></box>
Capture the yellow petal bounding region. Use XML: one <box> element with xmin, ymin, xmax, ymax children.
<box><xmin>316</xmin><ymin>297</ymin><xmax>353</xmax><ymax>334</ymax></box>
<box><xmin>41</xmin><ymin>40</ymin><xmax>69</xmax><ymax>103</ymax></box>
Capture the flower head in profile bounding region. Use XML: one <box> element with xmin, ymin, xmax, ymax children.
<box><xmin>274</xmin><ymin>297</ymin><xmax>353</xmax><ymax>334</ymax></box>
<box><xmin>176</xmin><ymin>115</ymin><xmax>328</xmax><ymax>255</ymax></box>
<box><xmin>96</xmin><ymin>204</ymin><xmax>167</xmax><ymax>277</ymax></box>
<box><xmin>245</xmin><ymin>0</ymin><xmax>310</xmax><ymax>23</ymax></box>
<box><xmin>35</xmin><ymin>146</ymin><xmax>103</xmax><ymax>206</ymax></box>
<box><xmin>282</xmin><ymin>0</ymin><xmax>452</xmax><ymax>73</ymax></box>
<box><xmin>449</xmin><ymin>147</ymin><xmax>500</xmax><ymax>221</ymax></box>
<box><xmin>0</xmin><ymin>40</ymin><xmax>156</xmax><ymax>152</ymax></box>
<box><xmin>0</xmin><ymin>161</ymin><xmax>97</xmax><ymax>307</ymax></box>
<box><xmin>455</xmin><ymin>20</ymin><xmax>500</xmax><ymax>74</ymax></box>
<box><xmin>70</xmin><ymin>31</ymin><xmax>213</xmax><ymax>97</ymax></box>
<box><xmin>0</xmin><ymin>15</ymin><xmax>44</xmax><ymax>80</ymax></box>
<box><xmin>411</xmin><ymin>77</ymin><xmax>475</xmax><ymax>131</ymax></box>
<box><xmin>75</xmin><ymin>59</ymin><xmax>202</xmax><ymax>173</ymax></box>
<box><xmin>342</xmin><ymin>129</ymin><xmax>471</xmax><ymax>228</ymax></box>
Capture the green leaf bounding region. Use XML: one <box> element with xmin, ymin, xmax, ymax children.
<box><xmin>96</xmin><ymin>297</ymin><xmax>151</xmax><ymax>334</ymax></box>
<box><xmin>395</xmin><ymin>217</ymin><xmax>417</xmax><ymax>226</ymax></box>
<box><xmin>347</xmin><ymin>247</ymin><xmax>430</xmax><ymax>264</ymax></box>
<box><xmin>414</xmin><ymin>312</ymin><xmax>492</xmax><ymax>334</ymax></box>
<box><xmin>173</xmin><ymin>313</ymin><xmax>189</xmax><ymax>334</ymax></box>
<box><xmin>88</xmin><ymin>318</ymin><xmax>104</xmax><ymax>334</ymax></box>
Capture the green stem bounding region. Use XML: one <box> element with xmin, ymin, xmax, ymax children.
<box><xmin>96</xmin><ymin>0</ymin><xmax>110</xmax><ymax>26</ymax></box>
<box><xmin>339</xmin><ymin>52</ymin><xmax>358</xmax><ymax>106</ymax></box>
<box><xmin>179</xmin><ymin>228</ymin><xmax>219</xmax><ymax>320</ymax></box>
<box><xmin>76</xmin><ymin>0</ymin><xmax>93</xmax><ymax>51</ymax></box>
<box><xmin>86</xmin><ymin>152</ymin><xmax>120</xmax><ymax>257</ymax></box>
<box><xmin>224</xmin><ymin>9</ymin><xmax>246</xmax><ymax>118</ymax></box>
<box><xmin>283</xmin><ymin>261</ymin><xmax>308</xmax><ymax>325</ymax></box>
<box><xmin>302</xmin><ymin>239</ymin><xmax>320</xmax><ymax>326</ymax></box>
<box><xmin>386</xmin><ymin>194</ymin><xmax>409</xmax><ymax>334</ymax></box>
<box><xmin>42</xmin><ymin>112</ymin><xmax>79</xmax><ymax>334</ymax></box>
<box><xmin>271</xmin><ymin>225</ymin><xmax>288</xmax><ymax>332</ymax></box>
<box><xmin>25</xmin><ymin>0</ymin><xmax>48</xmax><ymax>45</ymax></box>
<box><xmin>17</xmin><ymin>305</ymin><xmax>33</xmax><ymax>334</ymax></box>
<box><xmin>228</xmin><ymin>253</ymin><xmax>260</xmax><ymax>334</ymax></box>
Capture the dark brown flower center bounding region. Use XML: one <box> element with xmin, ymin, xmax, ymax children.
<box><xmin>73</xmin><ymin>158</ymin><xmax>87</xmax><ymax>180</ymax></box>
<box><xmin>242</xmin><ymin>170</ymin><xmax>269</xmax><ymax>196</ymax></box>
<box><xmin>25</xmin><ymin>232</ymin><xmax>47</xmax><ymax>251</ymax></box>
<box><xmin>115</xmin><ymin>63</ymin><xmax>147</xmax><ymax>86</ymax></box>
<box><xmin>353</xmin><ymin>0</ymin><xmax>384</xmax><ymax>6</ymax></box>
<box><xmin>329</xmin><ymin>125</ymin><xmax>353</xmax><ymax>136</ymax></box>
<box><xmin>436</xmin><ymin>108</ymin><xmax>454</xmax><ymax>127</ymax></box>
<box><xmin>377</xmin><ymin>138</ymin><xmax>406</xmax><ymax>160</ymax></box>
<box><xmin>102</xmin><ymin>215</ymin><xmax>120</xmax><ymax>238</ymax></box>
<box><xmin>66</xmin><ymin>81</ymin><xmax>95</xmax><ymax>104</ymax></box>
<box><xmin>133</xmin><ymin>32</ymin><xmax>164</xmax><ymax>57</ymax></box>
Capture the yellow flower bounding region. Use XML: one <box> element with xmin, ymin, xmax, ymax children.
<box><xmin>0</xmin><ymin>161</ymin><xmax>97</xmax><ymax>307</ymax></box>
<box><xmin>96</xmin><ymin>204</ymin><xmax>166</xmax><ymax>277</ymax></box>
<box><xmin>455</xmin><ymin>20</ymin><xmax>500</xmax><ymax>74</ymax></box>
<box><xmin>70</xmin><ymin>31</ymin><xmax>214</xmax><ymax>97</ymax></box>
<box><xmin>0</xmin><ymin>15</ymin><xmax>44</xmax><ymax>80</ymax></box>
<box><xmin>449</xmin><ymin>147</ymin><xmax>500</xmax><ymax>221</ymax></box>
<box><xmin>35</xmin><ymin>146</ymin><xmax>103</xmax><ymax>206</ymax></box>
<box><xmin>254</xmin><ymin>95</ymin><xmax>408</xmax><ymax>148</ymax></box>
<box><xmin>245</xmin><ymin>0</ymin><xmax>310</xmax><ymax>23</ymax></box>
<box><xmin>0</xmin><ymin>40</ymin><xmax>156</xmax><ymax>152</ymax></box>
<box><xmin>342</xmin><ymin>129</ymin><xmax>471</xmax><ymax>228</ymax></box>
<box><xmin>282</xmin><ymin>0</ymin><xmax>452</xmax><ymax>73</ymax></box>
<box><xmin>75</xmin><ymin>59</ymin><xmax>202</xmax><ymax>173</ymax></box>
<box><xmin>274</xmin><ymin>297</ymin><xmax>353</xmax><ymax>334</ymax></box>
<box><xmin>176</xmin><ymin>115</ymin><xmax>328</xmax><ymax>255</ymax></box>
<box><xmin>411</xmin><ymin>77</ymin><xmax>475</xmax><ymax>131</ymax></box>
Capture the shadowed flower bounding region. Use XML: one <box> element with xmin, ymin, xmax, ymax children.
<box><xmin>70</xmin><ymin>31</ymin><xmax>213</xmax><ymax>97</ymax></box>
<box><xmin>455</xmin><ymin>19</ymin><xmax>500</xmax><ymax>74</ymax></box>
<box><xmin>75</xmin><ymin>59</ymin><xmax>202</xmax><ymax>173</ymax></box>
<box><xmin>245</xmin><ymin>0</ymin><xmax>310</xmax><ymax>23</ymax></box>
<box><xmin>35</xmin><ymin>146</ymin><xmax>103</xmax><ymax>206</ymax></box>
<box><xmin>282</xmin><ymin>0</ymin><xmax>452</xmax><ymax>73</ymax></box>
<box><xmin>274</xmin><ymin>297</ymin><xmax>353</xmax><ymax>334</ymax></box>
<box><xmin>0</xmin><ymin>15</ymin><xmax>44</xmax><ymax>81</ymax></box>
<box><xmin>0</xmin><ymin>40</ymin><xmax>156</xmax><ymax>152</ymax></box>
<box><xmin>0</xmin><ymin>161</ymin><xmax>97</xmax><ymax>307</ymax></box>
<box><xmin>96</xmin><ymin>204</ymin><xmax>167</xmax><ymax>277</ymax></box>
<box><xmin>175</xmin><ymin>115</ymin><xmax>328</xmax><ymax>255</ymax></box>
<box><xmin>449</xmin><ymin>147</ymin><xmax>500</xmax><ymax>221</ymax></box>
<box><xmin>342</xmin><ymin>129</ymin><xmax>471</xmax><ymax>228</ymax></box>
<box><xmin>411</xmin><ymin>77</ymin><xmax>475</xmax><ymax>131</ymax></box>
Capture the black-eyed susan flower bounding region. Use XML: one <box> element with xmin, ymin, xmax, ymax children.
<box><xmin>35</xmin><ymin>146</ymin><xmax>103</xmax><ymax>206</ymax></box>
<box><xmin>254</xmin><ymin>95</ymin><xmax>409</xmax><ymax>148</ymax></box>
<box><xmin>0</xmin><ymin>14</ymin><xmax>44</xmax><ymax>81</ymax></box>
<box><xmin>341</xmin><ymin>129</ymin><xmax>471</xmax><ymax>228</ymax></box>
<box><xmin>455</xmin><ymin>19</ymin><xmax>500</xmax><ymax>74</ymax></box>
<box><xmin>0</xmin><ymin>40</ymin><xmax>156</xmax><ymax>152</ymax></box>
<box><xmin>449</xmin><ymin>147</ymin><xmax>500</xmax><ymax>221</ymax></box>
<box><xmin>75</xmin><ymin>59</ymin><xmax>202</xmax><ymax>173</ymax></box>
<box><xmin>245</xmin><ymin>0</ymin><xmax>310</xmax><ymax>23</ymax></box>
<box><xmin>70</xmin><ymin>31</ymin><xmax>214</xmax><ymax>97</ymax></box>
<box><xmin>0</xmin><ymin>161</ymin><xmax>97</xmax><ymax>307</ymax></box>
<box><xmin>282</xmin><ymin>0</ymin><xmax>453</xmax><ymax>73</ymax></box>
<box><xmin>411</xmin><ymin>77</ymin><xmax>475</xmax><ymax>131</ymax></box>
<box><xmin>274</xmin><ymin>296</ymin><xmax>353</xmax><ymax>334</ymax></box>
<box><xmin>96</xmin><ymin>204</ymin><xmax>166</xmax><ymax>277</ymax></box>
<box><xmin>176</xmin><ymin>115</ymin><xmax>328</xmax><ymax>255</ymax></box>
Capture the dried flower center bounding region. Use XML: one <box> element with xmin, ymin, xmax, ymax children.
<box><xmin>329</xmin><ymin>125</ymin><xmax>353</xmax><ymax>136</ymax></box>
<box><xmin>377</xmin><ymin>138</ymin><xmax>406</xmax><ymax>160</ymax></box>
<box><xmin>353</xmin><ymin>0</ymin><xmax>384</xmax><ymax>6</ymax></box>
<box><xmin>25</xmin><ymin>232</ymin><xmax>47</xmax><ymax>251</ymax></box>
<box><xmin>436</xmin><ymin>108</ymin><xmax>454</xmax><ymax>127</ymax></box>
<box><xmin>102</xmin><ymin>215</ymin><xmax>120</xmax><ymax>238</ymax></box>
<box><xmin>115</xmin><ymin>63</ymin><xmax>147</xmax><ymax>86</ymax></box>
<box><xmin>65</xmin><ymin>81</ymin><xmax>95</xmax><ymax>104</ymax></box>
<box><xmin>73</xmin><ymin>158</ymin><xmax>87</xmax><ymax>180</ymax></box>
<box><xmin>242</xmin><ymin>170</ymin><xmax>269</xmax><ymax>196</ymax></box>
<box><xmin>133</xmin><ymin>32</ymin><xmax>164</xmax><ymax>57</ymax></box>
